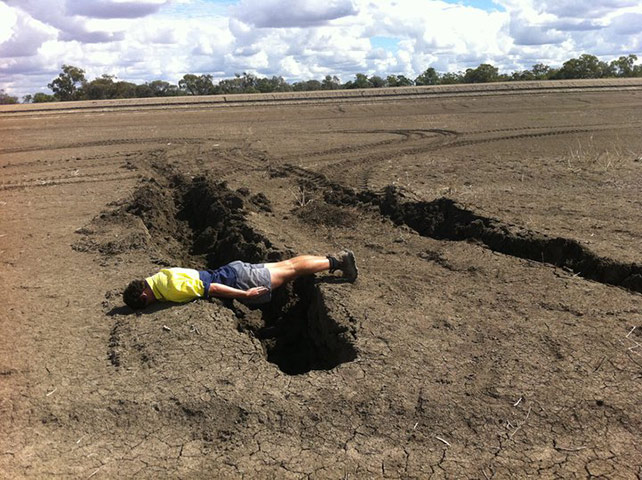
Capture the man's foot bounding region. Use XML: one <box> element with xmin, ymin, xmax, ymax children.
<box><xmin>333</xmin><ymin>249</ymin><xmax>358</xmax><ymax>282</ymax></box>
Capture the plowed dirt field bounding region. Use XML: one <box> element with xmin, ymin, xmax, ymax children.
<box><xmin>1</xmin><ymin>80</ymin><xmax>641</xmax><ymax>478</ymax></box>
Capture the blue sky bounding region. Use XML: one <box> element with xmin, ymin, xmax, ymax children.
<box><xmin>1</xmin><ymin>0</ymin><xmax>641</xmax><ymax>98</ymax></box>
<box><xmin>443</xmin><ymin>0</ymin><xmax>504</xmax><ymax>11</ymax></box>
<box><xmin>370</xmin><ymin>36</ymin><xmax>399</xmax><ymax>52</ymax></box>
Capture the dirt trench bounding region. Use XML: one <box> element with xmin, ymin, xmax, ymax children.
<box><xmin>279</xmin><ymin>164</ymin><xmax>642</xmax><ymax>294</ymax></box>
<box><xmin>374</xmin><ymin>187</ymin><xmax>642</xmax><ymax>293</ymax></box>
<box><xmin>81</xmin><ymin>172</ymin><xmax>358</xmax><ymax>375</ymax></box>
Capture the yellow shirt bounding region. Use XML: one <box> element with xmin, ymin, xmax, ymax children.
<box><xmin>145</xmin><ymin>268</ymin><xmax>205</xmax><ymax>303</ymax></box>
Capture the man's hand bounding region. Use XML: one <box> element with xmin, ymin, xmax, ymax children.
<box><xmin>246</xmin><ymin>286</ymin><xmax>269</xmax><ymax>298</ymax></box>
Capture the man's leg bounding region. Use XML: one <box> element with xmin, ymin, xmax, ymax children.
<box><xmin>264</xmin><ymin>255</ymin><xmax>330</xmax><ymax>289</ymax></box>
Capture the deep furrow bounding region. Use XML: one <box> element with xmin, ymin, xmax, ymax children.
<box><xmin>280</xmin><ymin>163</ymin><xmax>642</xmax><ymax>295</ymax></box>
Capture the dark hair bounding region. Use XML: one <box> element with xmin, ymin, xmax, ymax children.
<box><xmin>123</xmin><ymin>279</ymin><xmax>147</xmax><ymax>310</ymax></box>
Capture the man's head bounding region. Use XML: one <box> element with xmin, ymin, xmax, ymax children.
<box><xmin>123</xmin><ymin>279</ymin><xmax>152</xmax><ymax>310</ymax></box>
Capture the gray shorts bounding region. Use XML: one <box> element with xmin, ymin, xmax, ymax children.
<box><xmin>227</xmin><ymin>261</ymin><xmax>272</xmax><ymax>305</ymax></box>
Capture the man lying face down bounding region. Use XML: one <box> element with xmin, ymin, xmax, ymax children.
<box><xmin>123</xmin><ymin>251</ymin><xmax>357</xmax><ymax>310</ymax></box>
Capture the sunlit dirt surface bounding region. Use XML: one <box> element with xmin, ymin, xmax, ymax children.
<box><xmin>1</xmin><ymin>81</ymin><xmax>641</xmax><ymax>478</ymax></box>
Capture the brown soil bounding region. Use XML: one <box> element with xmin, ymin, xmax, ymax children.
<box><xmin>1</xmin><ymin>82</ymin><xmax>641</xmax><ymax>478</ymax></box>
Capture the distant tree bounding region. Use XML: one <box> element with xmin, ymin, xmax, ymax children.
<box><xmin>84</xmin><ymin>74</ymin><xmax>116</xmax><ymax>100</ymax></box>
<box><xmin>355</xmin><ymin>73</ymin><xmax>372</xmax><ymax>88</ymax></box>
<box><xmin>218</xmin><ymin>73</ymin><xmax>258</xmax><ymax>94</ymax></box>
<box><xmin>274</xmin><ymin>76</ymin><xmax>293</xmax><ymax>92</ymax></box>
<box><xmin>255</xmin><ymin>76</ymin><xmax>272</xmax><ymax>93</ymax></box>
<box><xmin>256</xmin><ymin>76</ymin><xmax>291</xmax><ymax>93</ymax></box>
<box><xmin>439</xmin><ymin>72</ymin><xmax>463</xmax><ymax>84</ymax></box>
<box><xmin>463</xmin><ymin>64</ymin><xmax>499</xmax><ymax>83</ymax></box>
<box><xmin>48</xmin><ymin>65</ymin><xmax>86</xmax><ymax>101</ymax></box>
<box><xmin>531</xmin><ymin>63</ymin><xmax>552</xmax><ymax>80</ymax></box>
<box><xmin>609</xmin><ymin>54</ymin><xmax>638</xmax><ymax>77</ymax></box>
<box><xmin>292</xmin><ymin>79</ymin><xmax>322</xmax><ymax>91</ymax></box>
<box><xmin>216</xmin><ymin>72</ymin><xmax>265</xmax><ymax>94</ymax></box>
<box><xmin>369</xmin><ymin>75</ymin><xmax>386</xmax><ymax>88</ymax></box>
<box><xmin>112</xmin><ymin>81</ymin><xmax>137</xmax><ymax>98</ymax></box>
<box><xmin>147</xmin><ymin>80</ymin><xmax>175</xmax><ymax>96</ymax></box>
<box><xmin>19</xmin><ymin>52</ymin><xmax>642</xmax><ymax>103</ymax></box>
<box><xmin>218</xmin><ymin>75</ymin><xmax>243</xmax><ymax>94</ymax></box>
<box><xmin>135</xmin><ymin>83</ymin><xmax>154</xmax><ymax>98</ymax></box>
<box><xmin>306</xmin><ymin>79</ymin><xmax>322</xmax><ymax>90</ymax></box>
<box><xmin>32</xmin><ymin>92</ymin><xmax>57</xmax><ymax>103</ymax></box>
<box><xmin>292</xmin><ymin>81</ymin><xmax>306</xmax><ymax>91</ymax></box>
<box><xmin>321</xmin><ymin>75</ymin><xmax>341</xmax><ymax>90</ymax></box>
<box><xmin>179</xmin><ymin>74</ymin><xmax>216</xmax><ymax>95</ymax></box>
<box><xmin>0</xmin><ymin>89</ymin><xmax>18</xmax><ymax>104</ymax></box>
<box><xmin>165</xmin><ymin>84</ymin><xmax>182</xmax><ymax>96</ymax></box>
<box><xmin>511</xmin><ymin>70</ymin><xmax>535</xmax><ymax>81</ymax></box>
<box><xmin>240</xmin><ymin>73</ymin><xmax>259</xmax><ymax>93</ymax></box>
<box><xmin>346</xmin><ymin>73</ymin><xmax>372</xmax><ymax>89</ymax></box>
<box><xmin>415</xmin><ymin>67</ymin><xmax>439</xmax><ymax>85</ymax></box>
<box><xmin>554</xmin><ymin>54</ymin><xmax>610</xmax><ymax>79</ymax></box>
<box><xmin>509</xmin><ymin>64</ymin><xmax>553</xmax><ymax>81</ymax></box>
<box><xmin>387</xmin><ymin>75</ymin><xmax>413</xmax><ymax>87</ymax></box>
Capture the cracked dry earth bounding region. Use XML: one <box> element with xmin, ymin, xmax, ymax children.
<box><xmin>1</xmin><ymin>83</ymin><xmax>642</xmax><ymax>479</ymax></box>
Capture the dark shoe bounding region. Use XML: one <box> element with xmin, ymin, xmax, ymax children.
<box><xmin>335</xmin><ymin>249</ymin><xmax>358</xmax><ymax>282</ymax></box>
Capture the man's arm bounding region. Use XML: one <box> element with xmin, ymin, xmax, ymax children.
<box><xmin>208</xmin><ymin>283</ymin><xmax>269</xmax><ymax>300</ymax></box>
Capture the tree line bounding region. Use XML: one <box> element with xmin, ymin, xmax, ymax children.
<box><xmin>1</xmin><ymin>53</ymin><xmax>640</xmax><ymax>104</ymax></box>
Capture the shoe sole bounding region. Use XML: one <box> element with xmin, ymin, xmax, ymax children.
<box><xmin>344</xmin><ymin>250</ymin><xmax>358</xmax><ymax>282</ymax></box>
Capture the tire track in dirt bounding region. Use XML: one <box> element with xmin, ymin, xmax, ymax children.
<box><xmin>0</xmin><ymin>172</ymin><xmax>140</xmax><ymax>191</ymax></box>
<box><xmin>321</xmin><ymin>125</ymin><xmax>622</xmax><ymax>166</ymax></box>
<box><xmin>456</xmin><ymin>120</ymin><xmax>642</xmax><ymax>136</ymax></box>
<box><xmin>0</xmin><ymin>137</ymin><xmax>214</xmax><ymax>155</ymax></box>
<box><xmin>430</xmin><ymin>126</ymin><xmax>613</xmax><ymax>151</ymax></box>
<box><xmin>0</xmin><ymin>144</ymin><xmax>262</xmax><ymax>192</ymax></box>
<box><xmin>285</xmin><ymin>121</ymin><xmax>640</xmax><ymax>168</ymax></box>
<box><xmin>281</xmin><ymin>128</ymin><xmax>458</xmax><ymax>163</ymax></box>
<box><xmin>310</xmin><ymin>123</ymin><xmax>633</xmax><ymax>189</ymax></box>
<box><xmin>0</xmin><ymin>158</ymin><xmax>131</xmax><ymax>179</ymax></box>
<box><xmin>0</xmin><ymin>151</ymin><xmax>130</xmax><ymax>171</ymax></box>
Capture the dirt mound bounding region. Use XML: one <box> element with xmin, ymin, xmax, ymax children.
<box><xmin>73</xmin><ymin>177</ymin><xmax>192</xmax><ymax>266</ymax></box>
<box><xmin>73</xmin><ymin>174</ymin><xmax>278</xmax><ymax>267</ymax></box>
<box><xmin>72</xmin><ymin>214</ymin><xmax>152</xmax><ymax>257</ymax></box>
<box><xmin>177</xmin><ymin>176</ymin><xmax>279</xmax><ymax>266</ymax></box>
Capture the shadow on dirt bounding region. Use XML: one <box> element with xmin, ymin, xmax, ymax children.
<box><xmin>234</xmin><ymin>277</ymin><xmax>357</xmax><ymax>375</ymax></box>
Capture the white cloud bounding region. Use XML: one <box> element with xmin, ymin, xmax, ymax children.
<box><xmin>67</xmin><ymin>0</ymin><xmax>169</xmax><ymax>19</ymax></box>
<box><xmin>233</xmin><ymin>0</ymin><xmax>357</xmax><ymax>28</ymax></box>
<box><xmin>3</xmin><ymin>0</ymin><xmax>124</xmax><ymax>43</ymax></box>
<box><xmin>0</xmin><ymin>8</ymin><xmax>54</xmax><ymax>57</ymax></box>
<box><xmin>610</xmin><ymin>12</ymin><xmax>642</xmax><ymax>35</ymax></box>
<box><xmin>0</xmin><ymin>0</ymin><xmax>640</xmax><ymax>98</ymax></box>
<box><xmin>533</xmin><ymin>0</ymin><xmax>639</xmax><ymax>19</ymax></box>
